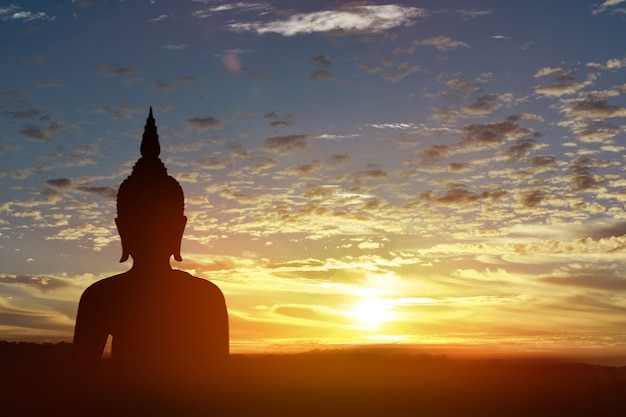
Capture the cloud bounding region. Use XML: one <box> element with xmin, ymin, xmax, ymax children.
<box><xmin>507</xmin><ymin>113</ymin><xmax>544</xmax><ymax>122</ymax></box>
<box><xmin>247</xmin><ymin>156</ymin><xmax>279</xmax><ymax>173</ymax></box>
<box><xmin>312</xmin><ymin>54</ymin><xmax>332</xmax><ymax>67</ymax></box>
<box><xmin>500</xmin><ymin>139</ymin><xmax>540</xmax><ymax>163</ymax></box>
<box><xmin>95</xmin><ymin>64</ymin><xmax>142</xmax><ymax>84</ymax></box>
<box><xmin>417</xmin><ymin>119</ymin><xmax>536</xmax><ymax>164</ymax></box>
<box><xmin>149</xmin><ymin>14</ymin><xmax>171</xmax><ymax>22</ymax></box>
<box><xmin>76</xmin><ymin>186</ymin><xmax>117</xmax><ymax>200</ymax></box>
<box><xmin>46</xmin><ymin>178</ymin><xmax>74</xmax><ymax>189</ymax></box>
<box><xmin>592</xmin><ymin>0</ymin><xmax>626</xmax><ymax>15</ymax></box>
<box><xmin>447</xmin><ymin>78</ymin><xmax>483</xmax><ymax>95</ymax></box>
<box><xmin>572</xmin><ymin>124</ymin><xmax>622</xmax><ymax>144</ymax></box>
<box><xmin>268</xmin><ymin>120</ymin><xmax>291</xmax><ymax>129</ymax></box>
<box><xmin>96</xmin><ymin>64</ymin><xmax>141</xmax><ymax>78</ymax></box>
<box><xmin>0</xmin><ymin>90</ymin><xmax>28</xmax><ymax>113</ymax></box>
<box><xmin>45</xmin><ymin>178</ymin><xmax>116</xmax><ymax>199</ymax></box>
<box><xmin>352</xmin><ymin>169</ymin><xmax>388</xmax><ymax>182</ymax></box>
<box><xmin>533</xmin><ymin>68</ymin><xmax>596</xmax><ymax>97</ymax></box>
<box><xmin>316</xmin><ymin>133</ymin><xmax>360</xmax><ymax>140</ymax></box>
<box><xmin>217</xmin><ymin>50</ymin><xmax>255</xmax><ymax>76</ymax></box>
<box><xmin>184</xmin><ymin>116</ymin><xmax>223</xmax><ymax>130</ymax></box>
<box><xmin>326</xmin><ymin>154</ymin><xmax>350</xmax><ymax>168</ymax></box>
<box><xmin>220</xmin><ymin>51</ymin><xmax>246</xmax><ymax>74</ymax></box>
<box><xmin>44</xmin><ymin>143</ymin><xmax>100</xmax><ymax>166</ymax></box>
<box><xmin>46</xmin><ymin>223</ymin><xmax>115</xmax><ymax>251</ymax></box>
<box><xmin>262</xmin><ymin>135</ymin><xmax>309</xmax><ymax>154</ymax></box>
<box><xmin>415</xmin><ymin>144</ymin><xmax>453</xmax><ymax>163</ymax></box>
<box><xmin>0</xmin><ymin>276</ymin><xmax>80</xmax><ymax>335</ymax></box>
<box><xmin>214</xmin><ymin>185</ymin><xmax>263</xmax><ymax>204</ymax></box>
<box><xmin>519</xmin><ymin>189</ymin><xmax>546</xmax><ymax>209</ymax></box>
<box><xmin>506</xmin><ymin>224</ymin><xmax>626</xmax><ymax>246</ymax></box>
<box><xmin>426</xmin><ymin>76</ymin><xmax>488</xmax><ymax>100</ymax></box>
<box><xmin>12</xmin><ymin>209</ymin><xmax>43</xmax><ymax>221</ymax></box>
<box><xmin>565</xmin><ymin>157</ymin><xmax>604</xmax><ymax>191</ymax></box>
<box><xmin>264</xmin><ymin>112</ymin><xmax>294</xmax><ymax>129</ymax></box>
<box><xmin>36</xmin><ymin>75</ymin><xmax>65</xmax><ymax>89</ymax></box>
<box><xmin>447</xmin><ymin>162</ymin><xmax>473</xmax><ymax>173</ymax></box>
<box><xmin>455</xmin><ymin>8</ymin><xmax>495</xmax><ymax>20</ymax></box>
<box><xmin>606</xmin><ymin>57</ymin><xmax>626</xmax><ymax>69</ymax></box>
<box><xmin>462</xmin><ymin>94</ymin><xmax>501</xmax><ymax>116</ymax></box>
<box><xmin>192</xmin><ymin>2</ymin><xmax>269</xmax><ymax>19</ymax></box>
<box><xmin>360</xmin><ymin>63</ymin><xmax>380</xmax><ymax>74</ymax></box>
<box><xmin>177</xmin><ymin>76</ymin><xmax>200</xmax><ymax>83</ymax></box>
<box><xmin>310</xmin><ymin>69</ymin><xmax>334</xmax><ymax>82</ymax></box>
<box><xmin>358</xmin><ymin>241</ymin><xmax>381</xmax><ymax>250</ymax></box>
<box><xmin>554</xmin><ymin>86</ymin><xmax>626</xmax><ymax>143</ymax></box>
<box><xmin>302</xmin><ymin>186</ymin><xmax>338</xmax><ymax>199</ymax></box>
<box><xmin>421</xmin><ymin>182</ymin><xmax>507</xmax><ymax>207</ymax></box>
<box><xmin>588</xmin><ymin>57</ymin><xmax>626</xmax><ymax>70</ymax></box>
<box><xmin>17</xmin><ymin>122</ymin><xmax>65</xmax><ymax>142</ymax></box>
<box><xmin>155</xmin><ymin>80</ymin><xmax>174</xmax><ymax>91</ymax></box>
<box><xmin>227</xmin><ymin>5</ymin><xmax>427</xmax><ymax>36</ymax></box>
<box><xmin>382</xmin><ymin>62</ymin><xmax>421</xmax><ymax>83</ymax></box>
<box><xmin>539</xmin><ymin>265</ymin><xmax>626</xmax><ymax>291</ymax></box>
<box><xmin>0</xmin><ymin>5</ymin><xmax>55</xmax><ymax>22</ymax></box>
<box><xmin>164</xmin><ymin>44</ymin><xmax>188</xmax><ymax>50</ymax></box>
<box><xmin>272</xmin><ymin>305</ymin><xmax>344</xmax><ymax>324</ymax></box>
<box><xmin>367</xmin><ymin>122</ymin><xmax>419</xmax><ymax>130</ymax></box>
<box><xmin>460</xmin><ymin>119</ymin><xmax>534</xmax><ymax>146</ymax></box>
<box><xmin>196</xmin><ymin>156</ymin><xmax>233</xmax><ymax>170</ymax></box>
<box><xmin>413</xmin><ymin>36</ymin><xmax>471</xmax><ymax>51</ymax></box>
<box><xmin>559</xmin><ymin>91</ymin><xmax>626</xmax><ymax>120</ymax></box>
<box><xmin>5</xmin><ymin>108</ymin><xmax>40</xmax><ymax>119</ymax></box>
<box><xmin>96</xmin><ymin>104</ymin><xmax>143</xmax><ymax>119</ymax></box>
<box><xmin>587</xmin><ymin>221</ymin><xmax>626</xmax><ymax>239</ymax></box>
<box><xmin>289</xmin><ymin>161</ymin><xmax>322</xmax><ymax>176</ymax></box>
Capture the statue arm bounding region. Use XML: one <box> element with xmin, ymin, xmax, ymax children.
<box><xmin>72</xmin><ymin>286</ymin><xmax>109</xmax><ymax>375</ymax></box>
<box><xmin>216</xmin><ymin>290</ymin><xmax>229</xmax><ymax>357</ymax></box>
<box><xmin>198</xmin><ymin>284</ymin><xmax>229</xmax><ymax>359</ymax></box>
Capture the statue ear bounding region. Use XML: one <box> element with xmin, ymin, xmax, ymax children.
<box><xmin>119</xmin><ymin>249</ymin><xmax>130</xmax><ymax>263</ymax></box>
<box><xmin>172</xmin><ymin>246</ymin><xmax>183</xmax><ymax>262</ymax></box>
<box><xmin>172</xmin><ymin>216</ymin><xmax>187</xmax><ymax>262</ymax></box>
<box><xmin>115</xmin><ymin>218</ymin><xmax>130</xmax><ymax>262</ymax></box>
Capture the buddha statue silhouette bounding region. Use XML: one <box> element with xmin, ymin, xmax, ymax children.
<box><xmin>72</xmin><ymin>108</ymin><xmax>229</xmax><ymax>380</ymax></box>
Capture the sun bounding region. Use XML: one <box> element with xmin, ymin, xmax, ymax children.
<box><xmin>348</xmin><ymin>298</ymin><xmax>394</xmax><ymax>330</ymax></box>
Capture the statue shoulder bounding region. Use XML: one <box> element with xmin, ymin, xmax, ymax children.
<box><xmin>80</xmin><ymin>272</ymin><xmax>129</xmax><ymax>300</ymax></box>
<box><xmin>174</xmin><ymin>270</ymin><xmax>225</xmax><ymax>298</ymax></box>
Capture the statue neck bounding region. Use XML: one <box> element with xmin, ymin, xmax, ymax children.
<box><xmin>129</xmin><ymin>256</ymin><xmax>173</xmax><ymax>276</ymax></box>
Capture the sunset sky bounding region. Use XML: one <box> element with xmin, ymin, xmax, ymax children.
<box><xmin>2</xmin><ymin>0</ymin><xmax>626</xmax><ymax>358</ymax></box>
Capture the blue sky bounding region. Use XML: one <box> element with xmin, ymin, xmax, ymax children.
<box><xmin>2</xmin><ymin>0</ymin><xmax>626</xmax><ymax>358</ymax></box>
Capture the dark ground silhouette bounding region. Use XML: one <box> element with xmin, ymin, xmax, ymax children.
<box><xmin>3</xmin><ymin>341</ymin><xmax>626</xmax><ymax>417</ymax></box>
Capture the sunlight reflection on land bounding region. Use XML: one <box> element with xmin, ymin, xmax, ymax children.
<box><xmin>229</xmin><ymin>334</ymin><xmax>626</xmax><ymax>366</ymax></box>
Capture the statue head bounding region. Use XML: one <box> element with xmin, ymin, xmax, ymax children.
<box><xmin>115</xmin><ymin>108</ymin><xmax>187</xmax><ymax>263</ymax></box>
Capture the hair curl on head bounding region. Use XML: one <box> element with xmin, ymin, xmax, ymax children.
<box><xmin>116</xmin><ymin>157</ymin><xmax>184</xmax><ymax>220</ymax></box>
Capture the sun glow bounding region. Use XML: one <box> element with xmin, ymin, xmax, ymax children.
<box><xmin>348</xmin><ymin>298</ymin><xmax>395</xmax><ymax>330</ymax></box>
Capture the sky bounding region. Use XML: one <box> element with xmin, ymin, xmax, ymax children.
<box><xmin>1</xmin><ymin>0</ymin><xmax>626</xmax><ymax>359</ymax></box>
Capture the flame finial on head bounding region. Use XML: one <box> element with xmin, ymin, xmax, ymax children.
<box><xmin>140</xmin><ymin>106</ymin><xmax>160</xmax><ymax>159</ymax></box>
